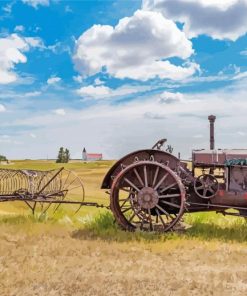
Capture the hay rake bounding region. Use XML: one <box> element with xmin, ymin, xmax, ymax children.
<box><xmin>0</xmin><ymin>167</ymin><xmax>103</xmax><ymax>215</ymax></box>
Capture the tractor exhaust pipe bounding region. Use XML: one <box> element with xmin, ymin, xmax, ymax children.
<box><xmin>208</xmin><ymin>115</ymin><xmax>216</xmax><ymax>150</ymax></box>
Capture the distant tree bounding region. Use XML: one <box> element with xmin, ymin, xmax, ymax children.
<box><xmin>65</xmin><ymin>148</ymin><xmax>70</xmax><ymax>163</ymax></box>
<box><xmin>56</xmin><ymin>147</ymin><xmax>70</xmax><ymax>163</ymax></box>
<box><xmin>56</xmin><ymin>147</ymin><xmax>64</xmax><ymax>163</ymax></box>
<box><xmin>0</xmin><ymin>155</ymin><xmax>7</xmax><ymax>162</ymax></box>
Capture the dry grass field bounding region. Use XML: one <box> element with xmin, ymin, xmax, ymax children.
<box><xmin>1</xmin><ymin>160</ymin><xmax>247</xmax><ymax>296</ymax></box>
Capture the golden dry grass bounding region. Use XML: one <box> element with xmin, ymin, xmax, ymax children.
<box><xmin>1</xmin><ymin>224</ymin><xmax>247</xmax><ymax>296</ymax></box>
<box><xmin>0</xmin><ymin>160</ymin><xmax>247</xmax><ymax>295</ymax></box>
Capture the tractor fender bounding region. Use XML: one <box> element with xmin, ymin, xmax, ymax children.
<box><xmin>101</xmin><ymin>149</ymin><xmax>180</xmax><ymax>189</ymax></box>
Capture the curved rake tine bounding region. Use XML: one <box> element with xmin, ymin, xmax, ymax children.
<box><xmin>63</xmin><ymin>178</ymin><xmax>78</xmax><ymax>192</ymax></box>
<box><xmin>37</xmin><ymin>167</ymin><xmax>64</xmax><ymax>195</ymax></box>
<box><xmin>40</xmin><ymin>202</ymin><xmax>52</xmax><ymax>216</ymax></box>
<box><xmin>53</xmin><ymin>192</ymin><xmax>68</xmax><ymax>214</ymax></box>
<box><xmin>24</xmin><ymin>201</ymin><xmax>36</xmax><ymax>215</ymax></box>
<box><xmin>56</xmin><ymin>169</ymin><xmax>85</xmax><ymax>216</ymax></box>
<box><xmin>63</xmin><ymin>170</ymin><xmax>71</xmax><ymax>189</ymax></box>
<box><xmin>62</xmin><ymin>171</ymin><xmax>85</xmax><ymax>215</ymax></box>
<box><xmin>32</xmin><ymin>201</ymin><xmax>37</xmax><ymax>215</ymax></box>
<box><xmin>73</xmin><ymin>203</ymin><xmax>83</xmax><ymax>215</ymax></box>
<box><xmin>53</xmin><ymin>202</ymin><xmax>63</xmax><ymax>214</ymax></box>
<box><xmin>73</xmin><ymin>195</ymin><xmax>92</xmax><ymax>216</ymax></box>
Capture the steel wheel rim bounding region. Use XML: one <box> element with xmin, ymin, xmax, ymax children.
<box><xmin>110</xmin><ymin>161</ymin><xmax>186</xmax><ymax>232</ymax></box>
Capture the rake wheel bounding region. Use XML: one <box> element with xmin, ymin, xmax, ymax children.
<box><xmin>39</xmin><ymin>168</ymin><xmax>85</xmax><ymax>215</ymax></box>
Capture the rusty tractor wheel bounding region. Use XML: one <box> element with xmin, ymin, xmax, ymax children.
<box><xmin>110</xmin><ymin>160</ymin><xmax>186</xmax><ymax>232</ymax></box>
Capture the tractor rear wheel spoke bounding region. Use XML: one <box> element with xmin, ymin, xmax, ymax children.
<box><xmin>160</xmin><ymin>200</ymin><xmax>181</xmax><ymax>209</ymax></box>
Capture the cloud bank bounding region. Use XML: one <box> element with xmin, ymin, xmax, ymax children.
<box><xmin>143</xmin><ymin>0</ymin><xmax>247</xmax><ymax>41</ymax></box>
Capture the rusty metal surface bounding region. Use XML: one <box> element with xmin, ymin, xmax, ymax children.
<box><xmin>193</xmin><ymin>149</ymin><xmax>247</xmax><ymax>166</ymax></box>
<box><xmin>229</xmin><ymin>166</ymin><xmax>247</xmax><ymax>192</ymax></box>
<box><xmin>208</xmin><ymin>115</ymin><xmax>216</xmax><ymax>150</ymax></box>
<box><xmin>101</xmin><ymin>149</ymin><xmax>180</xmax><ymax>189</ymax></box>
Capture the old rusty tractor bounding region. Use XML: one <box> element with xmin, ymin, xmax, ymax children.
<box><xmin>102</xmin><ymin>115</ymin><xmax>247</xmax><ymax>232</ymax></box>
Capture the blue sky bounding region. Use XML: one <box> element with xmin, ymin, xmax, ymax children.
<box><xmin>0</xmin><ymin>0</ymin><xmax>247</xmax><ymax>159</ymax></box>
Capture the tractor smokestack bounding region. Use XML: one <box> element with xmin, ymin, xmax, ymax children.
<box><xmin>208</xmin><ymin>115</ymin><xmax>216</xmax><ymax>150</ymax></box>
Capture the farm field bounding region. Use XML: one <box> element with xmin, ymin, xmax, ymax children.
<box><xmin>1</xmin><ymin>160</ymin><xmax>247</xmax><ymax>295</ymax></box>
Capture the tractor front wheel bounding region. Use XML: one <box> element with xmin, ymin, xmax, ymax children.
<box><xmin>110</xmin><ymin>160</ymin><xmax>186</xmax><ymax>232</ymax></box>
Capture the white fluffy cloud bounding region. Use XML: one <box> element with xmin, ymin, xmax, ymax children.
<box><xmin>53</xmin><ymin>109</ymin><xmax>66</xmax><ymax>116</ymax></box>
<box><xmin>22</xmin><ymin>0</ymin><xmax>49</xmax><ymax>9</ymax></box>
<box><xmin>0</xmin><ymin>34</ymin><xmax>42</xmax><ymax>84</ymax></box>
<box><xmin>159</xmin><ymin>91</ymin><xmax>184</xmax><ymax>104</ymax></box>
<box><xmin>143</xmin><ymin>0</ymin><xmax>247</xmax><ymax>41</ymax></box>
<box><xmin>14</xmin><ymin>25</ymin><xmax>25</xmax><ymax>32</ymax></box>
<box><xmin>30</xmin><ymin>133</ymin><xmax>37</xmax><ymax>138</ymax></box>
<box><xmin>24</xmin><ymin>37</ymin><xmax>44</xmax><ymax>49</ymax></box>
<box><xmin>0</xmin><ymin>34</ymin><xmax>28</xmax><ymax>84</ymax></box>
<box><xmin>47</xmin><ymin>76</ymin><xmax>61</xmax><ymax>85</ymax></box>
<box><xmin>23</xmin><ymin>91</ymin><xmax>42</xmax><ymax>97</ymax></box>
<box><xmin>77</xmin><ymin>85</ymin><xmax>110</xmax><ymax>97</ymax></box>
<box><xmin>73</xmin><ymin>75</ymin><xmax>83</xmax><ymax>83</ymax></box>
<box><xmin>0</xmin><ymin>91</ymin><xmax>41</xmax><ymax>99</ymax></box>
<box><xmin>74</xmin><ymin>9</ymin><xmax>196</xmax><ymax>81</ymax></box>
<box><xmin>77</xmin><ymin>85</ymin><xmax>145</xmax><ymax>100</ymax></box>
<box><xmin>144</xmin><ymin>112</ymin><xmax>167</xmax><ymax>119</ymax></box>
<box><xmin>0</xmin><ymin>105</ymin><xmax>6</xmax><ymax>112</ymax></box>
